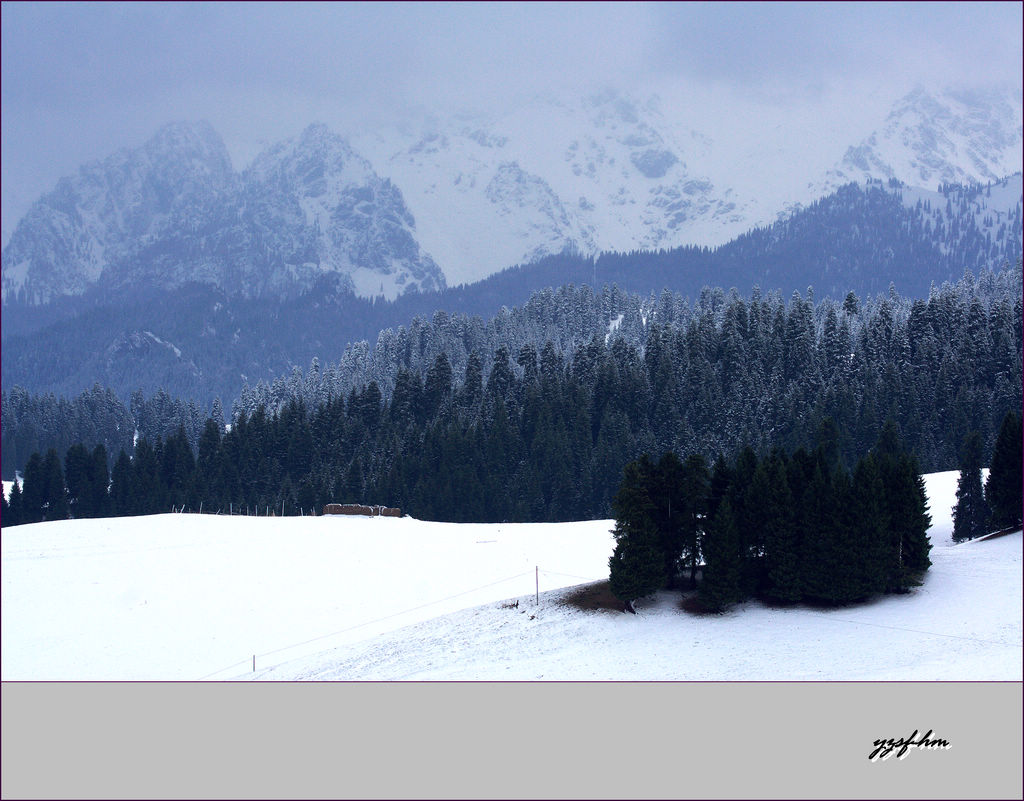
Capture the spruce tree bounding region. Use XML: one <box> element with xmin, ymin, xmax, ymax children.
<box><xmin>110</xmin><ymin>450</ymin><xmax>133</xmax><ymax>516</ymax></box>
<box><xmin>902</xmin><ymin>461</ymin><xmax>933</xmax><ymax>574</ymax></box>
<box><xmin>131</xmin><ymin>438</ymin><xmax>163</xmax><ymax>515</ymax></box>
<box><xmin>89</xmin><ymin>444</ymin><xmax>111</xmax><ymax>518</ymax></box>
<box><xmin>985</xmin><ymin>411</ymin><xmax>1023</xmax><ymax>529</ymax></box>
<box><xmin>193</xmin><ymin>419</ymin><xmax>222</xmax><ymax>505</ymax></box>
<box><xmin>872</xmin><ymin>422</ymin><xmax>930</xmax><ymax>592</ymax></box>
<box><xmin>799</xmin><ymin>463</ymin><xmax>838</xmax><ymax>603</ymax></box>
<box><xmin>41</xmin><ymin>449</ymin><xmax>69</xmax><ymax>521</ymax></box>
<box><xmin>826</xmin><ymin>467</ymin><xmax>863</xmax><ymax>604</ymax></box>
<box><xmin>21</xmin><ymin>452</ymin><xmax>46</xmax><ymax>524</ymax></box>
<box><xmin>460</xmin><ymin>352</ymin><xmax>484</xmax><ymax>411</ymax></box>
<box><xmin>849</xmin><ymin>454</ymin><xmax>890</xmax><ymax>599</ymax></box>
<box><xmin>652</xmin><ymin>452</ymin><xmax>686</xmax><ymax>587</ymax></box>
<box><xmin>609</xmin><ymin>459</ymin><xmax>665</xmax><ymax>611</ymax></box>
<box><xmin>64</xmin><ymin>443</ymin><xmax>93</xmax><ymax>518</ymax></box>
<box><xmin>763</xmin><ymin>454</ymin><xmax>801</xmax><ymax>603</ymax></box>
<box><xmin>952</xmin><ymin>431</ymin><xmax>989</xmax><ymax>542</ymax></box>
<box><xmin>699</xmin><ymin>496</ymin><xmax>743</xmax><ymax>611</ymax></box>
<box><xmin>679</xmin><ymin>453</ymin><xmax>709</xmax><ymax>589</ymax></box>
<box><xmin>729</xmin><ymin>446</ymin><xmax>763</xmax><ymax>596</ymax></box>
<box><xmin>6</xmin><ymin>480</ymin><xmax>25</xmax><ymax>527</ymax></box>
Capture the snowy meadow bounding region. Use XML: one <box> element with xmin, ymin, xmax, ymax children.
<box><xmin>2</xmin><ymin>471</ymin><xmax>1020</xmax><ymax>681</ymax></box>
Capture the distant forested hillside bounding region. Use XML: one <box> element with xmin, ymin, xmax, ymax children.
<box><xmin>5</xmin><ymin>264</ymin><xmax>1020</xmax><ymax>527</ymax></box>
<box><xmin>3</xmin><ymin>178</ymin><xmax>1019</xmax><ymax>406</ymax></box>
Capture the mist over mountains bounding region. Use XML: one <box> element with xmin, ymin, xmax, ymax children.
<box><xmin>1</xmin><ymin>83</ymin><xmax>1020</xmax><ymax>407</ymax></box>
<box><xmin>1</xmin><ymin>121</ymin><xmax>443</xmax><ymax>306</ymax></box>
<box><xmin>3</xmin><ymin>84</ymin><xmax>1021</xmax><ymax>308</ymax></box>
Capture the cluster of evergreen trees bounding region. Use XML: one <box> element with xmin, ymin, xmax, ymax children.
<box><xmin>609</xmin><ymin>422</ymin><xmax>933</xmax><ymax>612</ymax></box>
<box><xmin>951</xmin><ymin>412</ymin><xmax>1023</xmax><ymax>543</ymax></box>
<box><xmin>2</xmin><ymin>384</ymin><xmax>216</xmax><ymax>480</ymax></box>
<box><xmin>3</xmin><ymin>444</ymin><xmax>111</xmax><ymax>525</ymax></box>
<box><xmin>1</xmin><ymin>427</ymin><xmax>207</xmax><ymax>526</ymax></box>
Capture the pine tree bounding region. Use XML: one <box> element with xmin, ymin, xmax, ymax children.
<box><xmin>985</xmin><ymin>411</ymin><xmax>1023</xmax><ymax>529</ymax></box>
<box><xmin>850</xmin><ymin>454</ymin><xmax>890</xmax><ymax>599</ymax></box>
<box><xmin>6</xmin><ymin>480</ymin><xmax>25</xmax><ymax>527</ymax></box>
<box><xmin>679</xmin><ymin>453</ymin><xmax>709</xmax><ymax>589</ymax></box>
<box><xmin>21</xmin><ymin>452</ymin><xmax>46</xmax><ymax>524</ymax></box>
<box><xmin>41</xmin><ymin>448</ymin><xmax>68</xmax><ymax>521</ymax></box>
<box><xmin>952</xmin><ymin>431</ymin><xmax>989</xmax><ymax>542</ymax></box>
<box><xmin>763</xmin><ymin>454</ymin><xmax>801</xmax><ymax>603</ymax></box>
<box><xmin>110</xmin><ymin>450</ymin><xmax>133</xmax><ymax>516</ymax></box>
<box><xmin>89</xmin><ymin>444</ymin><xmax>111</xmax><ymax>518</ymax></box>
<box><xmin>64</xmin><ymin>443</ymin><xmax>94</xmax><ymax>518</ymax></box>
<box><xmin>609</xmin><ymin>459</ymin><xmax>665</xmax><ymax>611</ymax></box>
<box><xmin>799</xmin><ymin>463</ymin><xmax>837</xmax><ymax>602</ymax></box>
<box><xmin>699</xmin><ymin>497</ymin><xmax>743</xmax><ymax>611</ymax></box>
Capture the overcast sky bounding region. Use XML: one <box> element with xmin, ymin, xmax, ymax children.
<box><xmin>2</xmin><ymin>1</ymin><xmax>1021</xmax><ymax>234</ymax></box>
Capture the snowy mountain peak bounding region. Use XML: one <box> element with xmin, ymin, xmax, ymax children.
<box><xmin>1</xmin><ymin>120</ymin><xmax>234</xmax><ymax>304</ymax></box>
<box><xmin>239</xmin><ymin>122</ymin><xmax>442</xmax><ymax>298</ymax></box>
<box><xmin>2</xmin><ymin>120</ymin><xmax>444</xmax><ymax>304</ymax></box>
<box><xmin>3</xmin><ymin>84</ymin><xmax>1020</xmax><ymax>302</ymax></box>
<box><xmin>144</xmin><ymin>119</ymin><xmax>234</xmax><ymax>177</ymax></box>
<box><xmin>829</xmin><ymin>86</ymin><xmax>1023</xmax><ymax>190</ymax></box>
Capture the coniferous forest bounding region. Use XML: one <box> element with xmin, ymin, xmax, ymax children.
<box><xmin>3</xmin><ymin>264</ymin><xmax>1021</xmax><ymax>535</ymax></box>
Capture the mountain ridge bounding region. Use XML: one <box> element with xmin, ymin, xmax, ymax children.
<box><xmin>2</xmin><ymin>120</ymin><xmax>444</xmax><ymax>305</ymax></box>
<box><xmin>3</xmin><ymin>84</ymin><xmax>1020</xmax><ymax>306</ymax></box>
<box><xmin>3</xmin><ymin>174</ymin><xmax>1019</xmax><ymax>406</ymax></box>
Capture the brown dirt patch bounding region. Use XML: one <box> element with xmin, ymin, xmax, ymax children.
<box><xmin>679</xmin><ymin>592</ymin><xmax>720</xmax><ymax>616</ymax></box>
<box><xmin>559</xmin><ymin>580</ymin><xmax>628</xmax><ymax>613</ymax></box>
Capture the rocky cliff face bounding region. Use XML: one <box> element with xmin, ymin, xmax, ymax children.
<box><xmin>2</xmin><ymin>121</ymin><xmax>233</xmax><ymax>304</ymax></box>
<box><xmin>828</xmin><ymin>86</ymin><xmax>1024</xmax><ymax>190</ymax></box>
<box><xmin>3</xmin><ymin>84</ymin><xmax>1020</xmax><ymax>305</ymax></box>
<box><xmin>2</xmin><ymin>121</ymin><xmax>444</xmax><ymax>305</ymax></box>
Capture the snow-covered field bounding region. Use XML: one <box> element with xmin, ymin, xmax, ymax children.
<box><xmin>2</xmin><ymin>471</ymin><xmax>1020</xmax><ymax>681</ymax></box>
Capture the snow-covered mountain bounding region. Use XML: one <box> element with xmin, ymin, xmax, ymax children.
<box><xmin>1</xmin><ymin>121</ymin><xmax>233</xmax><ymax>304</ymax></box>
<box><xmin>1</xmin><ymin>122</ymin><xmax>444</xmax><ymax>305</ymax></box>
<box><xmin>351</xmin><ymin>84</ymin><xmax>1021</xmax><ymax>285</ymax></box>
<box><xmin>828</xmin><ymin>86</ymin><xmax>1023</xmax><ymax>190</ymax></box>
<box><xmin>232</xmin><ymin>123</ymin><xmax>443</xmax><ymax>299</ymax></box>
<box><xmin>350</xmin><ymin>90</ymin><xmax>747</xmax><ymax>286</ymax></box>
<box><xmin>2</xmin><ymin>84</ymin><xmax>1020</xmax><ymax>304</ymax></box>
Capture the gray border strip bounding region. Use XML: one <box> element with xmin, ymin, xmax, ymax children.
<box><xmin>2</xmin><ymin>682</ymin><xmax>1022</xmax><ymax>800</ymax></box>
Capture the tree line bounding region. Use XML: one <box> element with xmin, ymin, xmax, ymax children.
<box><xmin>1</xmin><ymin>268</ymin><xmax>1021</xmax><ymax>526</ymax></box>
